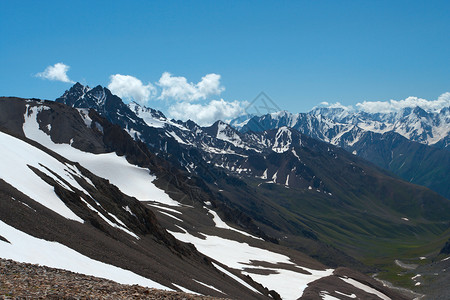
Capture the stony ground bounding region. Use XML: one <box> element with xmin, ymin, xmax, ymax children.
<box><xmin>0</xmin><ymin>259</ymin><xmax>228</xmax><ymax>299</ymax></box>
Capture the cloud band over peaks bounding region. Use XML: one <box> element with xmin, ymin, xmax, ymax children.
<box><xmin>317</xmin><ymin>93</ymin><xmax>450</xmax><ymax>114</ymax></box>
<box><xmin>108</xmin><ymin>74</ymin><xmax>156</xmax><ymax>105</ymax></box>
<box><xmin>158</xmin><ymin>72</ymin><xmax>225</xmax><ymax>101</ymax></box>
<box><xmin>168</xmin><ymin>99</ymin><xmax>246</xmax><ymax>126</ymax></box>
<box><xmin>355</xmin><ymin>93</ymin><xmax>450</xmax><ymax>113</ymax></box>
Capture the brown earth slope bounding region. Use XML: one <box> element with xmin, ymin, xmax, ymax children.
<box><xmin>0</xmin><ymin>258</ymin><xmax>228</xmax><ymax>300</ymax></box>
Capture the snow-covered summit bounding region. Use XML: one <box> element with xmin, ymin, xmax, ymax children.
<box><xmin>233</xmin><ymin>101</ymin><xmax>449</xmax><ymax>149</ymax></box>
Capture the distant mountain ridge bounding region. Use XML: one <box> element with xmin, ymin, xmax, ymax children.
<box><xmin>229</xmin><ymin>103</ymin><xmax>450</xmax><ymax>199</ymax></box>
<box><xmin>232</xmin><ymin>104</ymin><xmax>450</xmax><ymax>149</ymax></box>
<box><xmin>310</xmin><ymin>104</ymin><xmax>450</xmax><ymax>147</ymax></box>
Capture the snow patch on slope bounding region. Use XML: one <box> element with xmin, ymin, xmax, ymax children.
<box><xmin>192</xmin><ymin>279</ymin><xmax>226</xmax><ymax>295</ymax></box>
<box><xmin>22</xmin><ymin>105</ymin><xmax>179</xmax><ymax>206</ymax></box>
<box><xmin>272</xmin><ymin>127</ymin><xmax>292</xmax><ymax>153</ymax></box>
<box><xmin>244</xmin><ymin>266</ymin><xmax>334</xmax><ymax>300</ymax></box>
<box><xmin>169</xmin><ymin>230</ymin><xmax>333</xmax><ymax>299</ymax></box>
<box><xmin>80</xmin><ymin>198</ymin><xmax>139</xmax><ymax>239</ymax></box>
<box><xmin>216</xmin><ymin>121</ymin><xmax>243</xmax><ymax>147</ymax></box>
<box><xmin>340</xmin><ymin>277</ymin><xmax>391</xmax><ymax>300</ymax></box>
<box><xmin>208</xmin><ymin>209</ymin><xmax>262</xmax><ymax>240</ymax></box>
<box><xmin>77</xmin><ymin>108</ymin><xmax>92</xmax><ymax>128</ymax></box>
<box><xmin>128</xmin><ymin>102</ymin><xmax>189</xmax><ymax>131</ymax></box>
<box><xmin>0</xmin><ymin>220</ymin><xmax>170</xmax><ymax>290</ymax></box>
<box><xmin>172</xmin><ymin>284</ymin><xmax>202</xmax><ymax>295</ymax></box>
<box><xmin>212</xmin><ymin>262</ymin><xmax>262</xmax><ymax>295</ymax></box>
<box><xmin>0</xmin><ymin>131</ymin><xmax>83</xmax><ymax>222</ymax></box>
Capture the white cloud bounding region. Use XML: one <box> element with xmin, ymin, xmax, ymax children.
<box><xmin>108</xmin><ymin>74</ymin><xmax>156</xmax><ymax>105</ymax></box>
<box><xmin>437</xmin><ymin>92</ymin><xmax>450</xmax><ymax>105</ymax></box>
<box><xmin>105</xmin><ymin>72</ymin><xmax>242</xmax><ymax>125</ymax></box>
<box><xmin>356</xmin><ymin>93</ymin><xmax>450</xmax><ymax>113</ymax></box>
<box><xmin>168</xmin><ymin>99</ymin><xmax>246</xmax><ymax>126</ymax></box>
<box><xmin>326</xmin><ymin>102</ymin><xmax>353</xmax><ymax>110</ymax></box>
<box><xmin>35</xmin><ymin>63</ymin><xmax>74</xmax><ymax>83</ymax></box>
<box><xmin>158</xmin><ymin>72</ymin><xmax>224</xmax><ymax>101</ymax></box>
<box><xmin>317</xmin><ymin>93</ymin><xmax>450</xmax><ymax>114</ymax></box>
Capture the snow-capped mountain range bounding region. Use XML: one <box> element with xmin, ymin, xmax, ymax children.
<box><xmin>233</xmin><ymin>104</ymin><xmax>450</xmax><ymax>150</ymax></box>
<box><xmin>2</xmin><ymin>83</ymin><xmax>450</xmax><ymax>298</ymax></box>
<box><xmin>56</xmin><ymin>84</ymin><xmax>341</xmax><ymax>190</ymax></box>
<box><xmin>0</xmin><ymin>97</ymin><xmax>324</xmax><ymax>299</ymax></box>
<box><xmin>230</xmin><ymin>104</ymin><xmax>450</xmax><ymax>199</ymax></box>
<box><xmin>57</xmin><ymin>83</ymin><xmax>450</xmax><ymax>199</ymax></box>
<box><xmin>1</xmin><ymin>95</ymin><xmax>422</xmax><ymax>300</ymax></box>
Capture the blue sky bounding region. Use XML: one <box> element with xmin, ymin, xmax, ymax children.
<box><xmin>1</xmin><ymin>1</ymin><xmax>449</xmax><ymax>125</ymax></box>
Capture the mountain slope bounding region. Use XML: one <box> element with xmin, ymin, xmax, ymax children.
<box><xmin>201</xmin><ymin>128</ymin><xmax>450</xmax><ymax>295</ymax></box>
<box><xmin>205</xmin><ymin>127</ymin><xmax>450</xmax><ymax>252</ymax></box>
<box><xmin>0</xmin><ymin>258</ymin><xmax>219</xmax><ymax>300</ymax></box>
<box><xmin>0</xmin><ymin>96</ymin><xmax>417</xmax><ymax>299</ymax></box>
<box><xmin>339</xmin><ymin>131</ymin><xmax>450</xmax><ymax>199</ymax></box>
<box><xmin>52</xmin><ymin>84</ymin><xmax>450</xmax><ymax>296</ymax></box>
<box><xmin>0</xmin><ymin>97</ymin><xmax>267</xmax><ymax>298</ymax></box>
<box><xmin>232</xmin><ymin>107</ymin><xmax>450</xmax><ymax>199</ymax></box>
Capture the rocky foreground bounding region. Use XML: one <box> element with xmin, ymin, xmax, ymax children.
<box><xmin>0</xmin><ymin>259</ymin><xmax>227</xmax><ymax>299</ymax></box>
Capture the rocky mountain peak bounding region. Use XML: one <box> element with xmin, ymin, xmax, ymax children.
<box><xmin>412</xmin><ymin>106</ymin><xmax>428</xmax><ymax>118</ymax></box>
<box><xmin>441</xmin><ymin>106</ymin><xmax>450</xmax><ymax>115</ymax></box>
<box><xmin>128</xmin><ymin>101</ymin><xmax>167</xmax><ymax>120</ymax></box>
<box><xmin>56</xmin><ymin>83</ymin><xmax>131</xmax><ymax>123</ymax></box>
<box><xmin>56</xmin><ymin>82</ymin><xmax>92</xmax><ymax>106</ymax></box>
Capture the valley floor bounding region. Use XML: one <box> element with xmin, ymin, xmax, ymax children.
<box><xmin>0</xmin><ymin>258</ymin><xmax>227</xmax><ymax>300</ymax></box>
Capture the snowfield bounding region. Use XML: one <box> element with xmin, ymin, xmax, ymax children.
<box><xmin>207</xmin><ymin>208</ymin><xmax>262</xmax><ymax>240</ymax></box>
<box><xmin>0</xmin><ymin>220</ymin><xmax>170</xmax><ymax>290</ymax></box>
<box><xmin>243</xmin><ymin>267</ymin><xmax>334</xmax><ymax>300</ymax></box>
<box><xmin>22</xmin><ymin>105</ymin><xmax>179</xmax><ymax>206</ymax></box>
<box><xmin>0</xmin><ymin>131</ymin><xmax>83</xmax><ymax>222</ymax></box>
<box><xmin>340</xmin><ymin>277</ymin><xmax>391</xmax><ymax>300</ymax></box>
<box><xmin>1</xmin><ymin>126</ymin><xmax>144</xmax><ymax>239</ymax></box>
<box><xmin>216</xmin><ymin>121</ymin><xmax>243</xmax><ymax>147</ymax></box>
<box><xmin>169</xmin><ymin>229</ymin><xmax>333</xmax><ymax>299</ymax></box>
